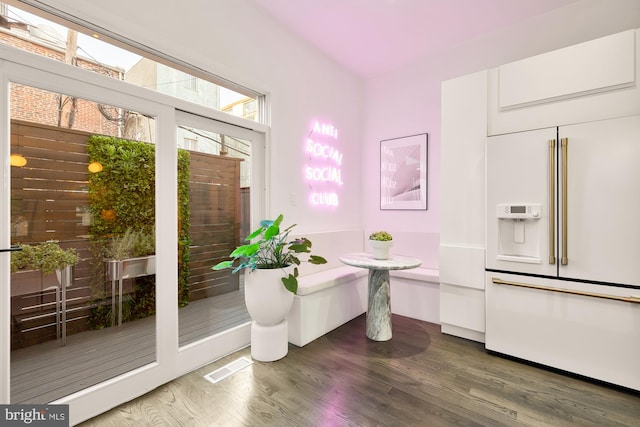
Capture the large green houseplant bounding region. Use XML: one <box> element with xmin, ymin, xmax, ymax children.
<box><xmin>213</xmin><ymin>214</ymin><xmax>327</xmax><ymax>361</ymax></box>
<box><xmin>213</xmin><ymin>214</ymin><xmax>327</xmax><ymax>294</ymax></box>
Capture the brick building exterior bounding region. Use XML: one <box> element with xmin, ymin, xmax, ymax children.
<box><xmin>0</xmin><ymin>20</ymin><xmax>125</xmax><ymax>137</ymax></box>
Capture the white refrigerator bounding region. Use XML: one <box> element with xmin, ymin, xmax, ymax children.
<box><xmin>485</xmin><ymin>114</ymin><xmax>640</xmax><ymax>391</ymax></box>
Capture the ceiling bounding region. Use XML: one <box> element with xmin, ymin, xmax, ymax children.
<box><xmin>250</xmin><ymin>0</ymin><xmax>578</xmax><ymax>77</ymax></box>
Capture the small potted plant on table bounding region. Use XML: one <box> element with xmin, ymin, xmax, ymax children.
<box><xmin>369</xmin><ymin>231</ymin><xmax>393</xmax><ymax>260</ymax></box>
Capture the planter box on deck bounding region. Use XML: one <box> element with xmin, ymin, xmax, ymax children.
<box><xmin>106</xmin><ymin>255</ymin><xmax>156</xmax><ymax>281</ymax></box>
<box><xmin>105</xmin><ymin>255</ymin><xmax>156</xmax><ymax>326</ymax></box>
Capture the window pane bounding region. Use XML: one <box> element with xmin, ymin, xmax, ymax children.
<box><xmin>9</xmin><ymin>83</ymin><xmax>157</xmax><ymax>403</ymax></box>
<box><xmin>2</xmin><ymin>5</ymin><xmax>259</xmax><ymax>121</ymax></box>
<box><xmin>177</xmin><ymin>123</ymin><xmax>251</xmax><ymax>347</ymax></box>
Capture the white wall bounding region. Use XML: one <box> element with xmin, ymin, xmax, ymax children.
<box><xmin>29</xmin><ymin>0</ymin><xmax>640</xmax><ymax>240</ymax></box>
<box><xmin>34</xmin><ymin>0</ymin><xmax>364</xmax><ymax>234</ymax></box>
<box><xmin>362</xmin><ymin>0</ymin><xmax>640</xmax><ymax>240</ymax></box>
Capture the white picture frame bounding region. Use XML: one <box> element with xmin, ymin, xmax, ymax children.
<box><xmin>380</xmin><ymin>133</ymin><xmax>428</xmax><ymax>210</ymax></box>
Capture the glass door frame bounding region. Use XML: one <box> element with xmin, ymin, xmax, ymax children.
<box><xmin>0</xmin><ymin>43</ymin><xmax>268</xmax><ymax>425</ymax></box>
<box><xmin>0</xmin><ymin>48</ymin><xmax>176</xmax><ymax>424</ymax></box>
<box><xmin>174</xmin><ymin>110</ymin><xmax>265</xmax><ymax>373</ymax></box>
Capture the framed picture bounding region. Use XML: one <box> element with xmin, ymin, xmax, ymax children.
<box><xmin>380</xmin><ymin>133</ymin><xmax>428</xmax><ymax>210</ymax></box>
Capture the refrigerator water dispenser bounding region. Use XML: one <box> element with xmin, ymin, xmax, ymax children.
<box><xmin>496</xmin><ymin>204</ymin><xmax>542</xmax><ymax>264</ymax></box>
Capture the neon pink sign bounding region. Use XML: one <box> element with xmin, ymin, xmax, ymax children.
<box><xmin>305</xmin><ymin>166</ymin><xmax>343</xmax><ymax>185</ymax></box>
<box><xmin>313</xmin><ymin>121</ymin><xmax>338</xmax><ymax>139</ymax></box>
<box><xmin>305</xmin><ymin>139</ymin><xmax>343</xmax><ymax>165</ymax></box>
<box><xmin>305</xmin><ymin>120</ymin><xmax>342</xmax><ymax>207</ymax></box>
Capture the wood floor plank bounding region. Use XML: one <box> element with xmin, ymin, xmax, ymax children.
<box><xmin>80</xmin><ymin>314</ymin><xmax>640</xmax><ymax>427</ymax></box>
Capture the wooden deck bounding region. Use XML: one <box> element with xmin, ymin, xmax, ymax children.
<box><xmin>10</xmin><ymin>279</ymin><xmax>249</xmax><ymax>404</ymax></box>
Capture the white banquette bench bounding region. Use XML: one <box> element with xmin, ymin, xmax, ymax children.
<box><xmin>287</xmin><ymin>229</ymin><xmax>368</xmax><ymax>347</ymax></box>
<box><xmin>286</xmin><ymin>229</ymin><xmax>440</xmax><ymax>347</ymax></box>
<box><xmin>382</xmin><ymin>231</ymin><xmax>440</xmax><ymax>325</ymax></box>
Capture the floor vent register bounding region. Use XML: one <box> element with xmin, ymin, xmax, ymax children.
<box><xmin>203</xmin><ymin>357</ymin><xmax>253</xmax><ymax>384</ymax></box>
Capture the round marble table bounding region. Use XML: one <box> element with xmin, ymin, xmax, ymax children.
<box><xmin>339</xmin><ymin>252</ymin><xmax>422</xmax><ymax>341</ymax></box>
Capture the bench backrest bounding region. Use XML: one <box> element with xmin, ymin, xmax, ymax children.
<box><xmin>289</xmin><ymin>229</ymin><xmax>439</xmax><ymax>274</ymax></box>
<box><xmin>364</xmin><ymin>230</ymin><xmax>439</xmax><ymax>270</ymax></box>
<box><xmin>290</xmin><ymin>229</ymin><xmax>364</xmax><ymax>276</ymax></box>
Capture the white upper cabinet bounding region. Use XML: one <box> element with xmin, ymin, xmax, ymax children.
<box><xmin>489</xmin><ymin>29</ymin><xmax>640</xmax><ymax>135</ymax></box>
<box><xmin>499</xmin><ymin>30</ymin><xmax>635</xmax><ymax>108</ymax></box>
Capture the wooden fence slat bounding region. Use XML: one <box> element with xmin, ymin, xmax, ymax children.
<box><xmin>10</xmin><ymin>120</ymin><xmax>243</xmax><ymax>349</ymax></box>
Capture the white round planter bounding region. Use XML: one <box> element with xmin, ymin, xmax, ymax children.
<box><xmin>244</xmin><ymin>266</ymin><xmax>295</xmax><ymax>362</ymax></box>
<box><xmin>369</xmin><ymin>239</ymin><xmax>393</xmax><ymax>260</ymax></box>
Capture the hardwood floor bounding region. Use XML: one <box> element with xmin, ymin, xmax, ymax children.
<box><xmin>79</xmin><ymin>314</ymin><xmax>640</xmax><ymax>426</ymax></box>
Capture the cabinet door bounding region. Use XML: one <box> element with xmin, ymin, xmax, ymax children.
<box><xmin>498</xmin><ymin>30</ymin><xmax>635</xmax><ymax>109</ymax></box>
<box><xmin>486</xmin><ymin>272</ymin><xmax>640</xmax><ymax>391</ymax></box>
<box><xmin>489</xmin><ymin>30</ymin><xmax>640</xmax><ymax>136</ymax></box>
<box><xmin>486</xmin><ymin>127</ymin><xmax>557</xmax><ymax>277</ymax></box>
<box><xmin>560</xmin><ymin>115</ymin><xmax>640</xmax><ymax>286</ymax></box>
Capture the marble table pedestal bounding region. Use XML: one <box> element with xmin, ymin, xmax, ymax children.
<box><xmin>339</xmin><ymin>252</ymin><xmax>422</xmax><ymax>342</ymax></box>
<box><xmin>367</xmin><ymin>269</ymin><xmax>392</xmax><ymax>341</ymax></box>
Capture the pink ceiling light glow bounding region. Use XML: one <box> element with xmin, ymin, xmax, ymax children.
<box><xmin>305</xmin><ymin>120</ymin><xmax>342</xmax><ymax>207</ymax></box>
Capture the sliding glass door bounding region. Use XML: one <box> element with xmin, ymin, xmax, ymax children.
<box><xmin>0</xmin><ymin>55</ymin><xmax>176</xmax><ymax>424</ymax></box>
<box><xmin>8</xmin><ymin>82</ymin><xmax>159</xmax><ymax>405</ymax></box>
<box><xmin>174</xmin><ymin>111</ymin><xmax>264</xmax><ymax>370</ymax></box>
<box><xmin>0</xmin><ymin>46</ymin><xmax>265</xmax><ymax>424</ymax></box>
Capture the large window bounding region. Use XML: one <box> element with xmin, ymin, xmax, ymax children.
<box><xmin>0</xmin><ymin>3</ymin><xmax>262</xmax><ymax>122</ymax></box>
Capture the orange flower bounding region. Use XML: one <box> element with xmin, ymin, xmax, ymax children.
<box><xmin>100</xmin><ymin>209</ymin><xmax>116</xmax><ymax>221</ymax></box>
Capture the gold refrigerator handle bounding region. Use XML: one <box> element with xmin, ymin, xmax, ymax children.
<box><xmin>492</xmin><ymin>278</ymin><xmax>640</xmax><ymax>304</ymax></box>
<box><xmin>561</xmin><ymin>138</ymin><xmax>568</xmax><ymax>265</ymax></box>
<box><xmin>548</xmin><ymin>139</ymin><xmax>556</xmax><ymax>264</ymax></box>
